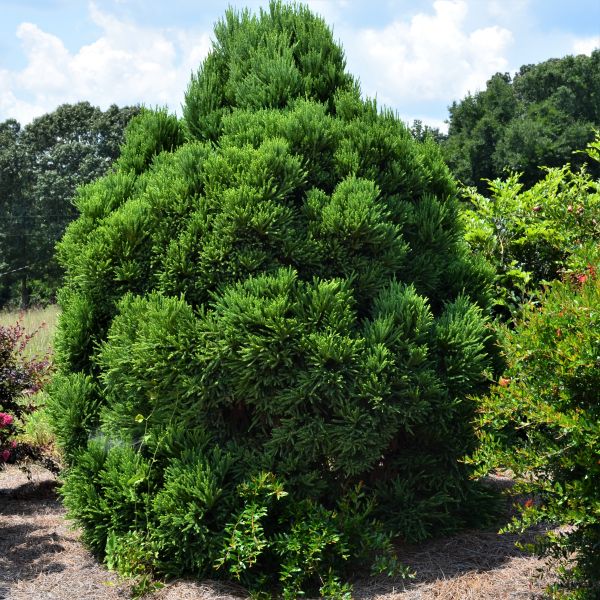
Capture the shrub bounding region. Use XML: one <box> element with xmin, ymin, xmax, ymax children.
<box><xmin>0</xmin><ymin>317</ymin><xmax>51</xmax><ymax>466</ymax></box>
<box><xmin>461</xmin><ymin>134</ymin><xmax>600</xmax><ymax>320</ymax></box>
<box><xmin>19</xmin><ymin>391</ymin><xmax>55</xmax><ymax>448</ymax></box>
<box><xmin>471</xmin><ymin>267</ymin><xmax>600</xmax><ymax>598</ymax></box>
<box><xmin>52</xmin><ymin>2</ymin><xmax>499</xmax><ymax>595</ymax></box>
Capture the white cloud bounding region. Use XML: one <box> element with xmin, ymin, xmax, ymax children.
<box><xmin>0</xmin><ymin>0</ymin><xmax>520</xmax><ymax>128</ymax></box>
<box><xmin>405</xmin><ymin>114</ymin><xmax>450</xmax><ymax>134</ymax></box>
<box><xmin>0</xmin><ymin>68</ymin><xmax>49</xmax><ymax>124</ymax></box>
<box><xmin>1</xmin><ymin>2</ymin><xmax>211</xmax><ymax>123</ymax></box>
<box><xmin>573</xmin><ymin>36</ymin><xmax>600</xmax><ymax>55</ymax></box>
<box><xmin>344</xmin><ymin>0</ymin><xmax>513</xmax><ymax>110</ymax></box>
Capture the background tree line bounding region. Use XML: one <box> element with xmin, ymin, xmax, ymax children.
<box><xmin>442</xmin><ymin>50</ymin><xmax>600</xmax><ymax>190</ymax></box>
<box><xmin>0</xmin><ymin>102</ymin><xmax>140</xmax><ymax>308</ymax></box>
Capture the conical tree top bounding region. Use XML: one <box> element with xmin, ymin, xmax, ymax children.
<box><xmin>183</xmin><ymin>0</ymin><xmax>355</xmax><ymax>141</ymax></box>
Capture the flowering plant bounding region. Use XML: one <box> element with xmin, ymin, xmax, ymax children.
<box><xmin>460</xmin><ymin>133</ymin><xmax>600</xmax><ymax>321</ymax></box>
<box><xmin>0</xmin><ymin>318</ymin><xmax>51</xmax><ymax>467</ymax></box>
<box><xmin>471</xmin><ymin>268</ymin><xmax>600</xmax><ymax>597</ymax></box>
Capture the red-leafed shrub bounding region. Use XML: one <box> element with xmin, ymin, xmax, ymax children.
<box><xmin>0</xmin><ymin>317</ymin><xmax>52</xmax><ymax>467</ymax></box>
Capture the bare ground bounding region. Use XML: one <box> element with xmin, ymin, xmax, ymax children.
<box><xmin>0</xmin><ymin>466</ymin><xmax>557</xmax><ymax>600</ymax></box>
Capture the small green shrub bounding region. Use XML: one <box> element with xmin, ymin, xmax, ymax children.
<box><xmin>18</xmin><ymin>391</ymin><xmax>55</xmax><ymax>448</ymax></box>
<box><xmin>471</xmin><ymin>268</ymin><xmax>600</xmax><ymax>598</ymax></box>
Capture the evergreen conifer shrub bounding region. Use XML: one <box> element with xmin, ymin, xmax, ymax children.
<box><xmin>50</xmin><ymin>2</ymin><xmax>498</xmax><ymax>595</ymax></box>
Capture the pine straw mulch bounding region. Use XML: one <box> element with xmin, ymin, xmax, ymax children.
<box><xmin>0</xmin><ymin>466</ymin><xmax>558</xmax><ymax>600</ymax></box>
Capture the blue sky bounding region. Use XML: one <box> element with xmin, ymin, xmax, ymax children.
<box><xmin>1</xmin><ymin>0</ymin><xmax>599</xmax><ymax>129</ymax></box>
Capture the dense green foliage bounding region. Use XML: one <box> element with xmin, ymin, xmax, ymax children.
<box><xmin>472</xmin><ymin>269</ymin><xmax>600</xmax><ymax>598</ymax></box>
<box><xmin>444</xmin><ymin>51</ymin><xmax>600</xmax><ymax>191</ymax></box>
<box><xmin>461</xmin><ymin>135</ymin><xmax>600</xmax><ymax>318</ymax></box>
<box><xmin>467</xmin><ymin>137</ymin><xmax>600</xmax><ymax>598</ymax></box>
<box><xmin>183</xmin><ymin>2</ymin><xmax>354</xmax><ymax>143</ymax></box>
<box><xmin>50</xmin><ymin>3</ymin><xmax>499</xmax><ymax>596</ymax></box>
<box><xmin>0</xmin><ymin>102</ymin><xmax>140</xmax><ymax>308</ymax></box>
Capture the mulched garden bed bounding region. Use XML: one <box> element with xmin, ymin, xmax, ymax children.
<box><xmin>0</xmin><ymin>466</ymin><xmax>557</xmax><ymax>600</ymax></box>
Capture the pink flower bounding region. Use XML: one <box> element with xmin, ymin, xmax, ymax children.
<box><xmin>1</xmin><ymin>449</ymin><xmax>11</xmax><ymax>462</ymax></box>
<box><xmin>0</xmin><ymin>413</ymin><xmax>14</xmax><ymax>427</ymax></box>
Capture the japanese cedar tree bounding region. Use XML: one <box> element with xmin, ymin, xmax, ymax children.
<box><xmin>49</xmin><ymin>2</ymin><xmax>498</xmax><ymax>596</ymax></box>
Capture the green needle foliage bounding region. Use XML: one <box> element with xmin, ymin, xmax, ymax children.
<box><xmin>49</xmin><ymin>2</ymin><xmax>499</xmax><ymax>596</ymax></box>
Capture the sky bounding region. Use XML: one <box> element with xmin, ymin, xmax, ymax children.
<box><xmin>1</xmin><ymin>0</ymin><xmax>599</xmax><ymax>131</ymax></box>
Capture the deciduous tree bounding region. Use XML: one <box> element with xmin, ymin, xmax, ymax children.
<box><xmin>0</xmin><ymin>102</ymin><xmax>140</xmax><ymax>307</ymax></box>
<box><xmin>445</xmin><ymin>51</ymin><xmax>600</xmax><ymax>190</ymax></box>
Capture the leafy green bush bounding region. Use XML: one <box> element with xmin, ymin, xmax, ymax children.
<box><xmin>18</xmin><ymin>391</ymin><xmax>55</xmax><ymax>448</ymax></box>
<box><xmin>461</xmin><ymin>135</ymin><xmax>600</xmax><ymax>319</ymax></box>
<box><xmin>52</xmin><ymin>2</ymin><xmax>499</xmax><ymax>596</ymax></box>
<box><xmin>465</xmin><ymin>136</ymin><xmax>600</xmax><ymax>597</ymax></box>
<box><xmin>472</xmin><ymin>267</ymin><xmax>600</xmax><ymax>598</ymax></box>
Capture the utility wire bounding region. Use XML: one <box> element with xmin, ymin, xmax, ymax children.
<box><xmin>0</xmin><ymin>265</ymin><xmax>32</xmax><ymax>279</ymax></box>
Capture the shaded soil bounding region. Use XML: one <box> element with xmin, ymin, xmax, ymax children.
<box><xmin>0</xmin><ymin>466</ymin><xmax>557</xmax><ymax>600</ymax></box>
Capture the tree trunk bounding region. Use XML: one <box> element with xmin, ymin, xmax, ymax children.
<box><xmin>20</xmin><ymin>274</ymin><xmax>30</xmax><ymax>309</ymax></box>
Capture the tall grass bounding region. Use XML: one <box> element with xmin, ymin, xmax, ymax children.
<box><xmin>0</xmin><ymin>305</ymin><xmax>60</xmax><ymax>359</ymax></box>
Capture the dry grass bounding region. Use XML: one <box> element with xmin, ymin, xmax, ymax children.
<box><xmin>0</xmin><ymin>304</ymin><xmax>59</xmax><ymax>359</ymax></box>
<box><xmin>0</xmin><ymin>466</ymin><xmax>560</xmax><ymax>600</ymax></box>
